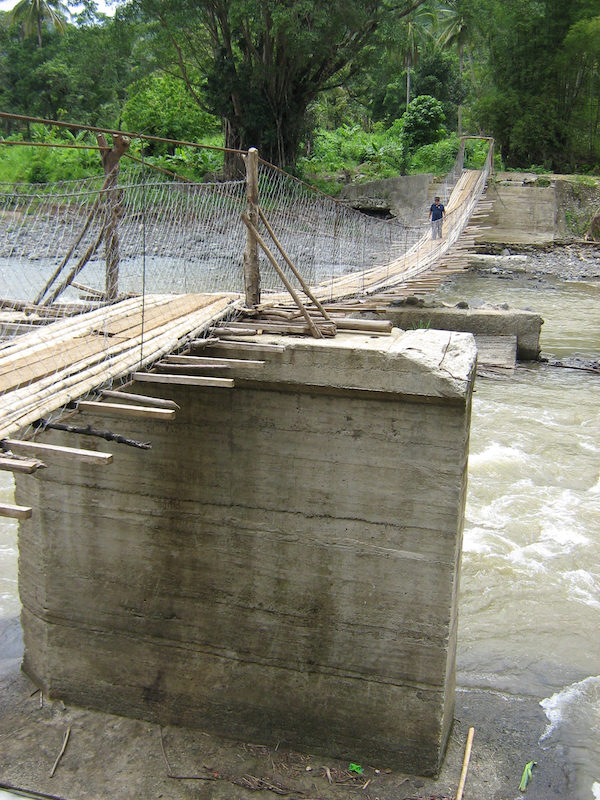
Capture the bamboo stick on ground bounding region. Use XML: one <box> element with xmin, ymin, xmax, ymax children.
<box><xmin>456</xmin><ymin>727</ymin><xmax>475</xmax><ymax>800</ymax></box>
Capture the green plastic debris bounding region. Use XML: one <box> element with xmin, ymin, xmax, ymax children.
<box><xmin>349</xmin><ymin>763</ymin><xmax>364</xmax><ymax>775</ymax></box>
<box><xmin>519</xmin><ymin>760</ymin><xmax>536</xmax><ymax>792</ymax></box>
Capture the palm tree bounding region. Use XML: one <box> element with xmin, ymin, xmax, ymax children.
<box><xmin>8</xmin><ymin>0</ymin><xmax>69</xmax><ymax>48</ymax></box>
<box><xmin>402</xmin><ymin>6</ymin><xmax>435</xmax><ymax>110</ymax></box>
<box><xmin>434</xmin><ymin>0</ymin><xmax>478</xmax><ymax>134</ymax></box>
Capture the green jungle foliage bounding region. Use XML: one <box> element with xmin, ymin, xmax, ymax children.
<box><xmin>0</xmin><ymin>0</ymin><xmax>599</xmax><ymax>187</ymax></box>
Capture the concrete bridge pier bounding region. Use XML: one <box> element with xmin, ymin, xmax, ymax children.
<box><xmin>15</xmin><ymin>329</ymin><xmax>477</xmax><ymax>776</ymax></box>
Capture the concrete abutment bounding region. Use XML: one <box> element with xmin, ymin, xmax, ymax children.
<box><xmin>15</xmin><ymin>330</ymin><xmax>476</xmax><ymax>776</ymax></box>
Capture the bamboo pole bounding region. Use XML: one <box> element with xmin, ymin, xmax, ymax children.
<box><xmin>257</xmin><ymin>207</ymin><xmax>331</xmax><ymax>322</ymax></box>
<box><xmin>0</xmin><ymin>295</ymin><xmax>236</xmax><ymax>440</ymax></box>
<box><xmin>33</xmin><ymin>173</ymin><xmax>111</xmax><ymax>305</ymax></box>
<box><xmin>241</xmin><ymin>213</ymin><xmax>323</xmax><ymax>339</ymax></box>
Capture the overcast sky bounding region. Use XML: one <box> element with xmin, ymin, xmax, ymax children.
<box><xmin>0</xmin><ymin>0</ymin><xmax>115</xmax><ymax>16</ymax></box>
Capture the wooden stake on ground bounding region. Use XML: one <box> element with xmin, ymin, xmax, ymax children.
<box><xmin>49</xmin><ymin>728</ymin><xmax>71</xmax><ymax>778</ymax></box>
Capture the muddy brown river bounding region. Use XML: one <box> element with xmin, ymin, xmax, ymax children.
<box><xmin>0</xmin><ymin>262</ymin><xmax>598</xmax><ymax>798</ymax></box>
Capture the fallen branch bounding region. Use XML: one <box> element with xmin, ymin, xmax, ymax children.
<box><xmin>49</xmin><ymin>728</ymin><xmax>70</xmax><ymax>778</ymax></box>
<box><xmin>39</xmin><ymin>420</ymin><xmax>151</xmax><ymax>450</ymax></box>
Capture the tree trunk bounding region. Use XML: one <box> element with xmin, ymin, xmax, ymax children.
<box><xmin>223</xmin><ymin>119</ymin><xmax>246</xmax><ymax>180</ymax></box>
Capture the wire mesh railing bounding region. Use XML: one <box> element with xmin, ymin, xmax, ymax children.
<box><xmin>0</xmin><ymin>130</ymin><xmax>490</xmax><ymax>443</ymax></box>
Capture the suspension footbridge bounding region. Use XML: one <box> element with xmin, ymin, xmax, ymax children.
<box><xmin>0</xmin><ymin>125</ymin><xmax>492</xmax><ymax>508</ymax></box>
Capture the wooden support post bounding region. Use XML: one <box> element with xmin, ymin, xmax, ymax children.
<box><xmin>98</xmin><ymin>133</ymin><xmax>130</xmax><ymax>303</ymax></box>
<box><xmin>243</xmin><ymin>147</ymin><xmax>261</xmax><ymax>307</ymax></box>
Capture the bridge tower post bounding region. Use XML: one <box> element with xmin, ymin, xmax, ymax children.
<box><xmin>98</xmin><ymin>133</ymin><xmax>130</xmax><ymax>303</ymax></box>
<box><xmin>243</xmin><ymin>147</ymin><xmax>261</xmax><ymax>307</ymax></box>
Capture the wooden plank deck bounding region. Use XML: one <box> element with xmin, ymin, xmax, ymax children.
<box><xmin>0</xmin><ymin>293</ymin><xmax>239</xmax><ymax>441</ymax></box>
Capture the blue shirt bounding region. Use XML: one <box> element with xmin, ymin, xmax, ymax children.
<box><xmin>430</xmin><ymin>203</ymin><xmax>444</xmax><ymax>221</ymax></box>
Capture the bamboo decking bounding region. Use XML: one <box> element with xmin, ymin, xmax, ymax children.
<box><xmin>0</xmin><ymin>293</ymin><xmax>238</xmax><ymax>441</ymax></box>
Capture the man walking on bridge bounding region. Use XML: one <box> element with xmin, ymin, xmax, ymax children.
<box><xmin>429</xmin><ymin>196</ymin><xmax>445</xmax><ymax>239</ymax></box>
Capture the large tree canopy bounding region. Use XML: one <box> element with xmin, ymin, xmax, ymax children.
<box><xmin>134</xmin><ymin>0</ymin><xmax>426</xmax><ymax>172</ymax></box>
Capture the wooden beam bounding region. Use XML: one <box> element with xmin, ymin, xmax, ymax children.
<box><xmin>0</xmin><ymin>456</ymin><xmax>46</xmax><ymax>474</ymax></box>
<box><xmin>3</xmin><ymin>439</ymin><xmax>113</xmax><ymax>465</ymax></box>
<box><xmin>156</xmin><ymin>362</ymin><xmax>235</xmax><ymax>373</ymax></box>
<box><xmin>133</xmin><ymin>373</ymin><xmax>234</xmax><ymax>389</ymax></box>
<box><xmin>100</xmin><ymin>390</ymin><xmax>180</xmax><ymax>410</ymax></box>
<box><xmin>77</xmin><ymin>401</ymin><xmax>176</xmax><ymax>421</ymax></box>
<box><xmin>198</xmin><ymin>341</ymin><xmax>286</xmax><ymax>353</ymax></box>
<box><xmin>0</xmin><ymin>503</ymin><xmax>32</xmax><ymax>520</ymax></box>
<box><xmin>334</xmin><ymin>319</ymin><xmax>393</xmax><ymax>333</ymax></box>
<box><xmin>164</xmin><ymin>355</ymin><xmax>265</xmax><ymax>368</ymax></box>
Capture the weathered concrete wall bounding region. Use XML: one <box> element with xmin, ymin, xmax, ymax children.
<box><xmin>16</xmin><ymin>330</ymin><xmax>476</xmax><ymax>776</ymax></box>
<box><xmin>339</xmin><ymin>174</ymin><xmax>433</xmax><ymax>222</ymax></box>
<box><xmin>481</xmin><ymin>173</ymin><xmax>600</xmax><ymax>245</ymax></box>
<box><xmin>369</xmin><ymin>307</ymin><xmax>543</xmax><ymax>360</ymax></box>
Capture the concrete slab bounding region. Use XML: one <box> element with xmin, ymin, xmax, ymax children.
<box><xmin>363</xmin><ymin>308</ymin><xmax>542</xmax><ymax>361</ymax></box>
